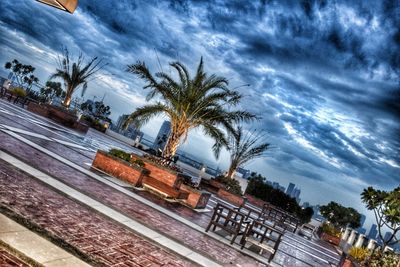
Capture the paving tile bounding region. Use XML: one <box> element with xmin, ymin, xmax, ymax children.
<box><xmin>0</xmin><ymin>161</ymin><xmax>196</xmax><ymax>267</ymax></box>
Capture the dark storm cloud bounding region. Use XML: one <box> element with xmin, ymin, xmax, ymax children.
<box><xmin>0</xmin><ymin>0</ymin><xmax>399</xmax><ymax>207</ymax></box>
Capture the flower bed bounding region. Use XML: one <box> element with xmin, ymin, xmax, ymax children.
<box><xmin>179</xmin><ymin>184</ymin><xmax>211</xmax><ymax>209</ymax></box>
<box><xmin>92</xmin><ymin>150</ymin><xmax>149</xmax><ymax>187</ymax></box>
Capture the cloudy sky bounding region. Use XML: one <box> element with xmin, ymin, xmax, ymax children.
<box><xmin>0</xmin><ymin>0</ymin><xmax>399</xmax><ymax>229</ymax></box>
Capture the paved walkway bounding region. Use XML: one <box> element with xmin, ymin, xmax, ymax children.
<box><xmin>0</xmin><ymin>214</ymin><xmax>90</xmax><ymax>267</ymax></box>
<box><xmin>0</xmin><ymin>158</ymin><xmax>197</xmax><ymax>267</ymax></box>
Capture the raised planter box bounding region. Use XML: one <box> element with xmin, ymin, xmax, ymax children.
<box><xmin>27</xmin><ymin>102</ymin><xmax>89</xmax><ymax>133</ymax></box>
<box><xmin>200</xmin><ymin>179</ymin><xmax>224</xmax><ymax>194</ymax></box>
<box><xmin>245</xmin><ymin>194</ymin><xmax>266</xmax><ymax>209</ymax></box>
<box><xmin>92</xmin><ymin>150</ymin><xmax>149</xmax><ymax>187</ymax></box>
<box><xmin>217</xmin><ymin>188</ymin><xmax>247</xmax><ymax>207</ymax></box>
<box><xmin>180</xmin><ymin>184</ymin><xmax>211</xmax><ymax>209</ymax></box>
<box><xmin>130</xmin><ymin>154</ymin><xmax>182</xmax><ymax>189</ymax></box>
<box><xmin>321</xmin><ymin>232</ymin><xmax>341</xmax><ymax>246</ymax></box>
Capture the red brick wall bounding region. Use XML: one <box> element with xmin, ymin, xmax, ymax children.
<box><xmin>131</xmin><ymin>155</ymin><xmax>180</xmax><ymax>188</ymax></box>
<box><xmin>217</xmin><ymin>188</ymin><xmax>246</xmax><ymax>207</ymax></box>
<box><xmin>92</xmin><ymin>151</ymin><xmax>146</xmax><ymax>187</ymax></box>
<box><xmin>180</xmin><ymin>184</ymin><xmax>211</xmax><ymax>209</ymax></box>
<box><xmin>244</xmin><ymin>194</ymin><xmax>266</xmax><ymax>209</ymax></box>
<box><xmin>27</xmin><ymin>102</ymin><xmax>49</xmax><ymax>117</ymax></box>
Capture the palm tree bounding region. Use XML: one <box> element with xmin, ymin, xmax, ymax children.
<box><xmin>125</xmin><ymin>58</ymin><xmax>255</xmax><ymax>159</ymax></box>
<box><xmin>50</xmin><ymin>48</ymin><xmax>105</xmax><ymax>108</ymax></box>
<box><xmin>225</xmin><ymin>127</ymin><xmax>270</xmax><ymax>179</ymax></box>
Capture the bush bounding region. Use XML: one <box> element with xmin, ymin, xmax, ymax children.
<box><xmin>108</xmin><ymin>148</ymin><xmax>131</xmax><ymax>162</ymax></box>
<box><xmin>214</xmin><ymin>175</ymin><xmax>243</xmax><ymax>195</ymax></box>
<box><xmin>321</xmin><ymin>223</ymin><xmax>341</xmax><ymax>237</ymax></box>
<box><xmin>361</xmin><ymin>251</ymin><xmax>400</xmax><ymax>267</ymax></box>
<box><xmin>11</xmin><ymin>87</ymin><xmax>27</xmax><ymax>97</ymax></box>
<box><xmin>349</xmin><ymin>247</ymin><xmax>369</xmax><ymax>263</ymax></box>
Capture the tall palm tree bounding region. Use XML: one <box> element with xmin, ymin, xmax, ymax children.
<box><xmin>125</xmin><ymin>58</ymin><xmax>256</xmax><ymax>159</ymax></box>
<box><xmin>225</xmin><ymin>127</ymin><xmax>270</xmax><ymax>179</ymax></box>
<box><xmin>50</xmin><ymin>48</ymin><xmax>105</xmax><ymax>108</ymax></box>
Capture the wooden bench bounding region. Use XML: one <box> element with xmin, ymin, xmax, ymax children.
<box><xmin>142</xmin><ymin>176</ymin><xmax>189</xmax><ymax>200</ymax></box>
<box><xmin>240</xmin><ymin>220</ymin><xmax>283</xmax><ymax>262</ymax></box>
<box><xmin>205</xmin><ymin>203</ymin><xmax>251</xmax><ymax>244</ymax></box>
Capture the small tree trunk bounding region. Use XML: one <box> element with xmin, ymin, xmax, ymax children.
<box><xmin>63</xmin><ymin>95</ymin><xmax>72</xmax><ymax>108</ymax></box>
<box><xmin>62</xmin><ymin>84</ymin><xmax>73</xmax><ymax>109</ymax></box>
<box><xmin>162</xmin><ymin>132</ymin><xmax>181</xmax><ymax>159</ymax></box>
<box><xmin>226</xmin><ymin>163</ymin><xmax>237</xmax><ymax>179</ymax></box>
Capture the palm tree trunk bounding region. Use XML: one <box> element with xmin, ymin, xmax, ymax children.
<box><xmin>63</xmin><ymin>95</ymin><xmax>72</xmax><ymax>108</ymax></box>
<box><xmin>63</xmin><ymin>85</ymin><xmax>73</xmax><ymax>109</ymax></box>
<box><xmin>162</xmin><ymin>132</ymin><xmax>181</xmax><ymax>159</ymax></box>
<box><xmin>226</xmin><ymin>162</ymin><xmax>237</xmax><ymax>179</ymax></box>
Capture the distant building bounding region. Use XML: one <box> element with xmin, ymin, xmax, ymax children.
<box><xmin>113</xmin><ymin>114</ymin><xmax>143</xmax><ymax>142</ymax></box>
<box><xmin>358</xmin><ymin>228</ymin><xmax>367</xmax><ymax>235</ymax></box>
<box><xmin>286</xmin><ymin>183</ymin><xmax>295</xmax><ymax>196</ymax></box>
<box><xmin>383</xmin><ymin>232</ymin><xmax>392</xmax><ymax>242</ymax></box>
<box><xmin>368</xmin><ymin>224</ymin><xmax>378</xmax><ymax>240</ymax></box>
<box><xmin>153</xmin><ymin>120</ymin><xmax>171</xmax><ymax>153</ymax></box>
<box><xmin>357</xmin><ymin>214</ymin><xmax>366</xmax><ymax>231</ymax></box>
<box><xmin>303</xmin><ymin>202</ymin><xmax>310</xmax><ymax>208</ymax></box>
<box><xmin>236</xmin><ymin>167</ymin><xmax>251</xmax><ymax>179</ymax></box>
<box><xmin>292</xmin><ymin>188</ymin><xmax>301</xmax><ymax>203</ymax></box>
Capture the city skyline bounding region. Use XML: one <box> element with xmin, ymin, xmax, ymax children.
<box><xmin>0</xmin><ymin>0</ymin><xmax>399</xmax><ymax>230</ymax></box>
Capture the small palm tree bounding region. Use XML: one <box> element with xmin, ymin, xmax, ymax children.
<box><xmin>125</xmin><ymin>58</ymin><xmax>255</xmax><ymax>159</ymax></box>
<box><xmin>50</xmin><ymin>48</ymin><xmax>105</xmax><ymax>108</ymax></box>
<box><xmin>225</xmin><ymin>127</ymin><xmax>270</xmax><ymax>179</ymax></box>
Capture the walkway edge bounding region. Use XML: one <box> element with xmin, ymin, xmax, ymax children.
<box><xmin>0</xmin><ymin>150</ymin><xmax>222</xmax><ymax>267</ymax></box>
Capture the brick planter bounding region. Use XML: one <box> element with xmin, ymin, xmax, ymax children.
<box><xmin>321</xmin><ymin>232</ymin><xmax>341</xmax><ymax>246</ymax></box>
<box><xmin>27</xmin><ymin>102</ymin><xmax>89</xmax><ymax>133</ymax></box>
<box><xmin>180</xmin><ymin>184</ymin><xmax>211</xmax><ymax>209</ymax></box>
<box><xmin>245</xmin><ymin>194</ymin><xmax>266</xmax><ymax>208</ymax></box>
<box><xmin>92</xmin><ymin>150</ymin><xmax>149</xmax><ymax>187</ymax></box>
<box><xmin>217</xmin><ymin>188</ymin><xmax>247</xmax><ymax>207</ymax></box>
<box><xmin>130</xmin><ymin>155</ymin><xmax>182</xmax><ymax>188</ymax></box>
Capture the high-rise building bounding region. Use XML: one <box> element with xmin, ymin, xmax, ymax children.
<box><xmin>286</xmin><ymin>183</ymin><xmax>295</xmax><ymax>196</ymax></box>
<box><xmin>272</xmin><ymin>182</ymin><xmax>280</xmax><ymax>189</ymax></box>
<box><xmin>358</xmin><ymin>214</ymin><xmax>366</xmax><ymax>229</ymax></box>
<box><xmin>236</xmin><ymin>167</ymin><xmax>251</xmax><ymax>179</ymax></box>
<box><xmin>368</xmin><ymin>224</ymin><xmax>378</xmax><ymax>240</ymax></box>
<box><xmin>383</xmin><ymin>232</ymin><xmax>392</xmax><ymax>242</ymax></box>
<box><xmin>113</xmin><ymin>114</ymin><xmax>143</xmax><ymax>141</ymax></box>
<box><xmin>358</xmin><ymin>228</ymin><xmax>367</xmax><ymax>235</ymax></box>
<box><xmin>153</xmin><ymin>120</ymin><xmax>171</xmax><ymax>152</ymax></box>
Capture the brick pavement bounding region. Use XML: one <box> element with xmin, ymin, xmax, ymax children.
<box><xmin>0</xmin><ymin>131</ymin><xmax>265</xmax><ymax>266</ymax></box>
<box><xmin>0</xmin><ymin>249</ymin><xmax>30</xmax><ymax>267</ymax></box>
<box><xmin>0</xmin><ymin>160</ymin><xmax>196</xmax><ymax>267</ymax></box>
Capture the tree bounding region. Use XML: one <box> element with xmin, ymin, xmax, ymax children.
<box><xmin>80</xmin><ymin>100</ymin><xmax>111</xmax><ymax>121</ymax></box>
<box><xmin>40</xmin><ymin>81</ymin><xmax>65</xmax><ymax>101</ymax></box>
<box><xmin>225</xmin><ymin>127</ymin><xmax>270</xmax><ymax>179</ymax></box>
<box><xmin>4</xmin><ymin>59</ymin><xmax>39</xmax><ymax>89</ymax></box>
<box><xmin>245</xmin><ymin>172</ymin><xmax>309</xmax><ymax>221</ymax></box>
<box><xmin>361</xmin><ymin>186</ymin><xmax>400</xmax><ymax>251</ymax></box>
<box><xmin>320</xmin><ymin>201</ymin><xmax>361</xmax><ymax>229</ymax></box>
<box><xmin>50</xmin><ymin>48</ymin><xmax>105</xmax><ymax>109</ymax></box>
<box><xmin>125</xmin><ymin>58</ymin><xmax>255</xmax><ymax>159</ymax></box>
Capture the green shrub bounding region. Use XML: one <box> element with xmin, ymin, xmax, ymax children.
<box><xmin>109</xmin><ymin>148</ymin><xmax>131</xmax><ymax>162</ymax></box>
<box><xmin>11</xmin><ymin>87</ymin><xmax>27</xmax><ymax>97</ymax></box>
<box><xmin>131</xmin><ymin>158</ymin><xmax>145</xmax><ymax>168</ymax></box>
<box><xmin>349</xmin><ymin>247</ymin><xmax>369</xmax><ymax>263</ymax></box>
<box><xmin>361</xmin><ymin>251</ymin><xmax>400</xmax><ymax>267</ymax></box>
<box><xmin>214</xmin><ymin>175</ymin><xmax>243</xmax><ymax>195</ymax></box>
<box><xmin>321</xmin><ymin>223</ymin><xmax>341</xmax><ymax>237</ymax></box>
